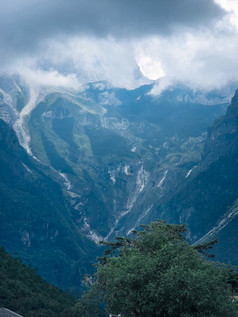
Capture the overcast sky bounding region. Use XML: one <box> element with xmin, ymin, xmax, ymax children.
<box><xmin>1</xmin><ymin>0</ymin><xmax>238</xmax><ymax>90</ymax></box>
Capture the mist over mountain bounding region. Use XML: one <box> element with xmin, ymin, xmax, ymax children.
<box><xmin>1</xmin><ymin>73</ymin><xmax>238</xmax><ymax>292</ymax></box>
<box><xmin>0</xmin><ymin>93</ymin><xmax>99</xmax><ymax>293</ymax></box>
<box><xmin>1</xmin><ymin>0</ymin><xmax>238</xmax><ymax>304</ymax></box>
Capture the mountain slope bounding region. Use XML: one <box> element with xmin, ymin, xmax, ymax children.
<box><xmin>24</xmin><ymin>82</ymin><xmax>228</xmax><ymax>240</ymax></box>
<box><xmin>0</xmin><ymin>74</ymin><xmax>235</xmax><ymax>291</ymax></box>
<box><xmin>0</xmin><ymin>247</ymin><xmax>75</xmax><ymax>317</ymax></box>
<box><xmin>0</xmin><ymin>119</ymin><xmax>98</xmax><ymax>294</ymax></box>
<box><xmin>152</xmin><ymin>90</ymin><xmax>238</xmax><ymax>265</ymax></box>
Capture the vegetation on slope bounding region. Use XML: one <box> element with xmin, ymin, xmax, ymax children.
<box><xmin>0</xmin><ymin>119</ymin><xmax>98</xmax><ymax>294</ymax></box>
<box><xmin>152</xmin><ymin>90</ymin><xmax>238</xmax><ymax>266</ymax></box>
<box><xmin>0</xmin><ymin>247</ymin><xmax>76</xmax><ymax>317</ymax></box>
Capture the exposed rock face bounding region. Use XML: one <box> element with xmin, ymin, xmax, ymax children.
<box><xmin>1</xmin><ymin>74</ymin><xmax>235</xmax><ymax>290</ymax></box>
<box><xmin>202</xmin><ymin>89</ymin><xmax>238</xmax><ymax>167</ymax></box>
<box><xmin>154</xmin><ymin>90</ymin><xmax>238</xmax><ymax>265</ymax></box>
<box><xmin>0</xmin><ymin>119</ymin><xmax>98</xmax><ymax>294</ymax></box>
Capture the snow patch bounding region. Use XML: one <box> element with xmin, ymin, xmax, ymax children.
<box><xmin>127</xmin><ymin>205</ymin><xmax>153</xmax><ymax>235</ymax></box>
<box><xmin>157</xmin><ymin>170</ymin><xmax>168</xmax><ymax>188</ymax></box>
<box><xmin>0</xmin><ymin>88</ymin><xmax>18</xmax><ymax>124</ymax></box>
<box><xmin>124</xmin><ymin>165</ymin><xmax>131</xmax><ymax>175</ymax></box>
<box><xmin>42</xmin><ymin>110</ymin><xmax>54</xmax><ymax>118</ymax></box>
<box><xmin>124</xmin><ymin>166</ymin><xmax>149</xmax><ymax>215</ymax></box>
<box><xmin>83</xmin><ymin>218</ymin><xmax>103</xmax><ymax>244</ymax></box>
<box><xmin>59</xmin><ymin>172</ymin><xmax>72</xmax><ymax>191</ymax></box>
<box><xmin>186</xmin><ymin>169</ymin><xmax>193</xmax><ymax>178</ymax></box>
<box><xmin>106</xmin><ymin>165</ymin><xmax>150</xmax><ymax>240</ymax></box>
<box><xmin>14</xmin><ymin>82</ymin><xmax>24</xmax><ymax>94</ymax></box>
<box><xmin>137</xmin><ymin>166</ymin><xmax>150</xmax><ymax>193</ymax></box>
<box><xmin>13</xmin><ymin>86</ymin><xmax>40</xmax><ymax>155</ymax></box>
<box><xmin>194</xmin><ymin>199</ymin><xmax>238</xmax><ymax>246</ymax></box>
<box><xmin>0</xmin><ymin>88</ymin><xmax>14</xmax><ymax>108</ymax></box>
<box><xmin>108</xmin><ymin>170</ymin><xmax>116</xmax><ymax>184</ymax></box>
<box><xmin>99</xmin><ymin>91</ymin><xmax>121</xmax><ymax>106</ymax></box>
<box><xmin>22</xmin><ymin>163</ymin><xmax>33</xmax><ymax>174</ymax></box>
<box><xmin>186</xmin><ymin>166</ymin><xmax>197</xmax><ymax>178</ymax></box>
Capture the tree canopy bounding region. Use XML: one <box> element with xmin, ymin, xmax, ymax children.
<box><xmin>75</xmin><ymin>221</ymin><xmax>238</xmax><ymax>317</ymax></box>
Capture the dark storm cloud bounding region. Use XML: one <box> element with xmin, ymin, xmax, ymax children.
<box><xmin>0</xmin><ymin>0</ymin><xmax>224</xmax><ymax>65</ymax></box>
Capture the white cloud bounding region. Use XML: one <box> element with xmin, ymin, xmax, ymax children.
<box><xmin>18</xmin><ymin>67</ymin><xmax>81</xmax><ymax>90</ymax></box>
<box><xmin>134</xmin><ymin>1</ymin><xmax>238</xmax><ymax>92</ymax></box>
<box><xmin>149</xmin><ymin>77</ymin><xmax>172</xmax><ymax>96</ymax></box>
<box><xmin>135</xmin><ymin>54</ymin><xmax>165</xmax><ymax>80</ymax></box>
<box><xmin>215</xmin><ymin>0</ymin><xmax>238</xmax><ymax>30</ymax></box>
<box><xmin>1</xmin><ymin>0</ymin><xmax>238</xmax><ymax>92</ymax></box>
<box><xmin>7</xmin><ymin>36</ymin><xmax>150</xmax><ymax>90</ymax></box>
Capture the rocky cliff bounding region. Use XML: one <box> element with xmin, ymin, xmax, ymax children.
<box><xmin>154</xmin><ymin>90</ymin><xmax>238</xmax><ymax>265</ymax></box>
<box><xmin>0</xmin><ymin>119</ymin><xmax>98</xmax><ymax>294</ymax></box>
<box><xmin>0</xmin><ymin>74</ymin><xmax>234</xmax><ymax>291</ymax></box>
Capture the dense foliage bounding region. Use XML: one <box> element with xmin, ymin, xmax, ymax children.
<box><xmin>0</xmin><ymin>247</ymin><xmax>75</xmax><ymax>317</ymax></box>
<box><xmin>75</xmin><ymin>221</ymin><xmax>238</xmax><ymax>316</ymax></box>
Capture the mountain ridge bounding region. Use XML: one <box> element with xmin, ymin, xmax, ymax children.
<box><xmin>1</xmin><ymin>74</ymin><xmax>237</xmax><ymax>291</ymax></box>
<box><xmin>0</xmin><ymin>118</ymin><xmax>98</xmax><ymax>294</ymax></box>
<box><xmin>151</xmin><ymin>89</ymin><xmax>238</xmax><ymax>264</ymax></box>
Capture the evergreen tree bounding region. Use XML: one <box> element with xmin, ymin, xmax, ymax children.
<box><xmin>75</xmin><ymin>221</ymin><xmax>238</xmax><ymax>317</ymax></box>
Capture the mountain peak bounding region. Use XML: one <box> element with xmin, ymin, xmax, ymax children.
<box><xmin>227</xmin><ymin>89</ymin><xmax>238</xmax><ymax>118</ymax></box>
<box><xmin>231</xmin><ymin>89</ymin><xmax>238</xmax><ymax>104</ymax></box>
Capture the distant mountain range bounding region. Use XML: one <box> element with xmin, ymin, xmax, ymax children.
<box><xmin>0</xmin><ymin>73</ymin><xmax>238</xmax><ymax>292</ymax></box>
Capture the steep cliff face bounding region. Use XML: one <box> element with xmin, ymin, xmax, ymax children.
<box><xmin>202</xmin><ymin>90</ymin><xmax>238</xmax><ymax>167</ymax></box>
<box><xmin>155</xmin><ymin>90</ymin><xmax>238</xmax><ymax>265</ymax></box>
<box><xmin>0</xmin><ymin>74</ymin><xmax>233</xmax><ymax>291</ymax></box>
<box><xmin>26</xmin><ymin>83</ymin><xmax>228</xmax><ymax>240</ymax></box>
<box><xmin>0</xmin><ymin>119</ymin><xmax>98</xmax><ymax>294</ymax></box>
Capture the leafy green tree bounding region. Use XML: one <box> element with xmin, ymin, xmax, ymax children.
<box><xmin>75</xmin><ymin>221</ymin><xmax>238</xmax><ymax>317</ymax></box>
<box><xmin>227</xmin><ymin>266</ymin><xmax>238</xmax><ymax>295</ymax></box>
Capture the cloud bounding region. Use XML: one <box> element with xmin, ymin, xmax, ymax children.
<box><xmin>135</xmin><ymin>21</ymin><xmax>238</xmax><ymax>91</ymax></box>
<box><xmin>215</xmin><ymin>0</ymin><xmax>238</xmax><ymax>29</ymax></box>
<box><xmin>6</xmin><ymin>36</ymin><xmax>149</xmax><ymax>89</ymax></box>
<box><xmin>0</xmin><ymin>0</ymin><xmax>224</xmax><ymax>66</ymax></box>
<box><xmin>17</xmin><ymin>67</ymin><xmax>81</xmax><ymax>90</ymax></box>
<box><xmin>1</xmin><ymin>0</ymin><xmax>238</xmax><ymax>91</ymax></box>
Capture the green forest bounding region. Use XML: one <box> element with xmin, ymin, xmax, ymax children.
<box><xmin>1</xmin><ymin>221</ymin><xmax>238</xmax><ymax>316</ymax></box>
<box><xmin>0</xmin><ymin>247</ymin><xmax>75</xmax><ymax>317</ymax></box>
